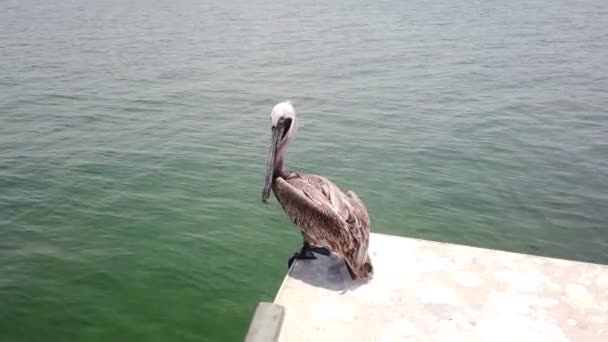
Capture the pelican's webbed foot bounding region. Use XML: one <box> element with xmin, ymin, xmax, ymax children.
<box><xmin>287</xmin><ymin>243</ymin><xmax>331</xmax><ymax>268</ymax></box>
<box><xmin>308</xmin><ymin>246</ymin><xmax>330</xmax><ymax>256</ymax></box>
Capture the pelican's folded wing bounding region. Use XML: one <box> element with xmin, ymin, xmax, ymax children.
<box><xmin>346</xmin><ymin>190</ymin><xmax>370</xmax><ymax>231</ymax></box>
<box><xmin>274</xmin><ymin>177</ymin><xmax>355</xmax><ymax>252</ymax></box>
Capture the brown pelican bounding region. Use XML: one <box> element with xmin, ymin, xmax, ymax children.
<box><xmin>262</xmin><ymin>102</ymin><xmax>373</xmax><ymax>280</ymax></box>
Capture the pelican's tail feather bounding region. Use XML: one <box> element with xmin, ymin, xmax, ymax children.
<box><xmin>343</xmin><ymin>253</ymin><xmax>374</xmax><ymax>281</ymax></box>
<box><xmin>361</xmin><ymin>254</ymin><xmax>374</xmax><ymax>279</ymax></box>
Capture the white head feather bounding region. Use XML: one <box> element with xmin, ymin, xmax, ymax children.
<box><xmin>271</xmin><ymin>101</ymin><xmax>295</xmax><ymax>127</ymax></box>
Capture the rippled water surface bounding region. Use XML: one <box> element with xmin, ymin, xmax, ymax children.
<box><xmin>1</xmin><ymin>0</ymin><xmax>607</xmax><ymax>340</ymax></box>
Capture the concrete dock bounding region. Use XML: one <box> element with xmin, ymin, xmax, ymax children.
<box><xmin>253</xmin><ymin>233</ymin><xmax>608</xmax><ymax>342</ymax></box>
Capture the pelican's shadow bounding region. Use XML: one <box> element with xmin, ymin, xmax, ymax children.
<box><xmin>287</xmin><ymin>252</ymin><xmax>366</xmax><ymax>292</ymax></box>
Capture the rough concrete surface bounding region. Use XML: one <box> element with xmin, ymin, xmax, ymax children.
<box><xmin>274</xmin><ymin>233</ymin><xmax>608</xmax><ymax>342</ymax></box>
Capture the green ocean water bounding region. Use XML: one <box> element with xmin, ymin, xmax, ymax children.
<box><xmin>1</xmin><ymin>0</ymin><xmax>607</xmax><ymax>341</ymax></box>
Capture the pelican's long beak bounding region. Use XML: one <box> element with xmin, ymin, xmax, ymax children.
<box><xmin>262</xmin><ymin>126</ymin><xmax>279</xmax><ymax>203</ymax></box>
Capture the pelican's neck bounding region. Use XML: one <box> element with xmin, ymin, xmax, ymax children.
<box><xmin>273</xmin><ymin>115</ymin><xmax>296</xmax><ymax>179</ymax></box>
<box><xmin>273</xmin><ymin>144</ymin><xmax>289</xmax><ymax>179</ymax></box>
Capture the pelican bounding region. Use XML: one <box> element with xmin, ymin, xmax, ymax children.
<box><xmin>262</xmin><ymin>101</ymin><xmax>373</xmax><ymax>280</ymax></box>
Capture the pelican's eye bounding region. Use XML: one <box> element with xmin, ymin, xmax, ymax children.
<box><xmin>281</xmin><ymin>118</ymin><xmax>292</xmax><ymax>140</ymax></box>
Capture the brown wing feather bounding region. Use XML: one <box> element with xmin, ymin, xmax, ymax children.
<box><xmin>345</xmin><ymin>190</ymin><xmax>373</xmax><ymax>278</ymax></box>
<box><xmin>274</xmin><ymin>176</ymin><xmax>354</xmax><ymax>252</ymax></box>
<box><xmin>273</xmin><ymin>174</ymin><xmax>373</xmax><ymax>279</ymax></box>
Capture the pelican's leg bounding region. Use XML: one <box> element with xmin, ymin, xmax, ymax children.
<box><xmin>287</xmin><ymin>242</ymin><xmax>331</xmax><ymax>268</ymax></box>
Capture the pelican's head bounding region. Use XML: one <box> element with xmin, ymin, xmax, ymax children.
<box><xmin>270</xmin><ymin>101</ymin><xmax>296</xmax><ymax>129</ymax></box>
<box><xmin>262</xmin><ymin>101</ymin><xmax>297</xmax><ymax>203</ymax></box>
